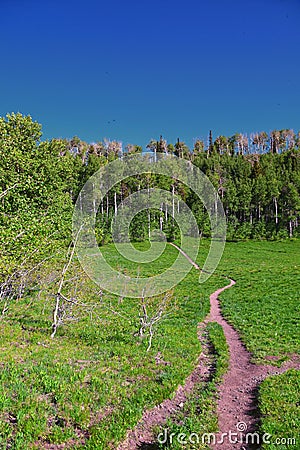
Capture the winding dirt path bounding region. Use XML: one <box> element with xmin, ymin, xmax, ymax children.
<box><xmin>208</xmin><ymin>281</ymin><xmax>300</xmax><ymax>450</ymax></box>
<box><xmin>117</xmin><ymin>243</ymin><xmax>300</xmax><ymax>450</ymax></box>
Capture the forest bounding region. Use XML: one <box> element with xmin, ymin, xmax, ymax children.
<box><xmin>1</xmin><ymin>112</ymin><xmax>299</xmax><ymax>252</ymax></box>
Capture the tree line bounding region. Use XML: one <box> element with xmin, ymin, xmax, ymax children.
<box><xmin>0</xmin><ymin>112</ymin><xmax>299</xmax><ymax>334</ymax></box>
<box><xmin>1</xmin><ymin>113</ymin><xmax>299</xmax><ymax>252</ymax></box>
<box><xmin>58</xmin><ymin>126</ymin><xmax>300</xmax><ymax>242</ymax></box>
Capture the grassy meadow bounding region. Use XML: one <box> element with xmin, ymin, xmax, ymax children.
<box><xmin>216</xmin><ymin>239</ymin><xmax>300</xmax><ymax>450</ymax></box>
<box><xmin>0</xmin><ymin>239</ymin><xmax>299</xmax><ymax>449</ymax></box>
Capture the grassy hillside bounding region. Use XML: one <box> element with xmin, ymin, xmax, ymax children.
<box><xmin>0</xmin><ymin>242</ymin><xmax>225</xmax><ymax>449</ymax></box>
<box><xmin>0</xmin><ymin>239</ymin><xmax>299</xmax><ymax>449</ymax></box>
<box><xmin>216</xmin><ymin>239</ymin><xmax>300</xmax><ymax>363</ymax></box>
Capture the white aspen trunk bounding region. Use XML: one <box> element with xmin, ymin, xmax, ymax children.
<box><xmin>147</xmin><ymin>180</ymin><xmax>151</xmax><ymax>239</ymax></box>
<box><xmin>106</xmin><ymin>194</ymin><xmax>109</xmax><ymax>216</ymax></box>
<box><xmin>165</xmin><ymin>204</ymin><xmax>168</xmax><ymax>223</ymax></box>
<box><xmin>289</xmin><ymin>220</ymin><xmax>293</xmax><ymax>238</ymax></box>
<box><xmin>274</xmin><ymin>197</ymin><xmax>278</xmax><ymax>224</ymax></box>
<box><xmin>172</xmin><ymin>185</ymin><xmax>175</xmax><ymax>219</ymax></box>
<box><xmin>177</xmin><ymin>199</ymin><xmax>180</xmax><ymax>214</ymax></box>
<box><xmin>160</xmin><ymin>216</ymin><xmax>163</xmax><ymax>232</ymax></box>
<box><xmin>101</xmin><ymin>202</ymin><xmax>104</xmax><ymax>215</ymax></box>
<box><xmin>92</xmin><ymin>183</ymin><xmax>97</xmax><ymax>214</ymax></box>
<box><xmin>114</xmin><ymin>191</ymin><xmax>117</xmax><ymax>216</ymax></box>
<box><xmin>51</xmin><ymin>226</ymin><xmax>82</xmax><ymax>339</ymax></box>
<box><xmin>79</xmin><ymin>192</ymin><xmax>82</xmax><ymax>213</ymax></box>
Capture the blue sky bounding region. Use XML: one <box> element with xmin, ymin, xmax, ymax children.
<box><xmin>1</xmin><ymin>0</ymin><xmax>299</xmax><ymax>149</ymax></box>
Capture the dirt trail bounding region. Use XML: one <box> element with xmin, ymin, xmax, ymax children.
<box><xmin>117</xmin><ymin>244</ymin><xmax>300</xmax><ymax>450</ymax></box>
<box><xmin>208</xmin><ymin>281</ymin><xmax>300</xmax><ymax>450</ymax></box>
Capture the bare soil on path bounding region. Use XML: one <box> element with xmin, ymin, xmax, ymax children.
<box><xmin>209</xmin><ymin>282</ymin><xmax>300</xmax><ymax>450</ymax></box>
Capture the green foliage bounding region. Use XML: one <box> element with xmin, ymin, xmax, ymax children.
<box><xmin>206</xmin><ymin>322</ymin><xmax>229</xmax><ymax>382</ymax></box>
<box><xmin>259</xmin><ymin>370</ymin><xmax>300</xmax><ymax>449</ymax></box>
<box><xmin>1</xmin><ymin>113</ymin><xmax>300</xmax><ymax>250</ymax></box>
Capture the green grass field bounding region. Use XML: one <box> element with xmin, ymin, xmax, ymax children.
<box><xmin>0</xmin><ymin>242</ymin><xmax>225</xmax><ymax>449</ymax></box>
<box><xmin>216</xmin><ymin>239</ymin><xmax>300</xmax><ymax>364</ymax></box>
<box><xmin>215</xmin><ymin>239</ymin><xmax>300</xmax><ymax>450</ymax></box>
<box><xmin>0</xmin><ymin>239</ymin><xmax>299</xmax><ymax>449</ymax></box>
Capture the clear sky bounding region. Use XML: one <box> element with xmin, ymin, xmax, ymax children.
<box><xmin>1</xmin><ymin>0</ymin><xmax>299</xmax><ymax>149</ymax></box>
